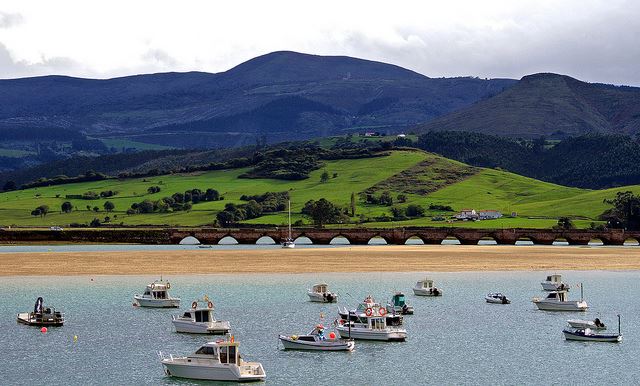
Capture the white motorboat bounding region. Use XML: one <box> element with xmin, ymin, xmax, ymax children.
<box><xmin>17</xmin><ymin>297</ymin><xmax>64</xmax><ymax>327</ymax></box>
<box><xmin>172</xmin><ymin>299</ymin><xmax>231</xmax><ymax>334</ymax></box>
<box><xmin>532</xmin><ymin>286</ymin><xmax>588</xmax><ymax>311</ymax></box>
<box><xmin>485</xmin><ymin>292</ymin><xmax>511</xmax><ymax>304</ymax></box>
<box><xmin>413</xmin><ymin>277</ymin><xmax>442</xmax><ymax>296</ymax></box>
<box><xmin>563</xmin><ymin>315</ymin><xmax>622</xmax><ymax>343</ymax></box>
<box><xmin>133</xmin><ymin>279</ymin><xmax>180</xmax><ymax>308</ymax></box>
<box><xmin>387</xmin><ymin>292</ymin><xmax>414</xmax><ymax>315</ymax></box>
<box><xmin>567</xmin><ymin>318</ymin><xmax>606</xmax><ymax>330</ymax></box>
<box><xmin>279</xmin><ymin>324</ymin><xmax>355</xmax><ymax>351</ymax></box>
<box><xmin>159</xmin><ymin>338</ymin><xmax>266</xmax><ymax>382</ymax></box>
<box><xmin>338</xmin><ymin>295</ymin><xmax>403</xmax><ymax>326</ymax></box>
<box><xmin>282</xmin><ymin>200</ymin><xmax>295</xmax><ymax>248</ymax></box>
<box><xmin>308</xmin><ymin>283</ymin><xmax>337</xmax><ymax>303</ymax></box>
<box><xmin>541</xmin><ymin>274</ymin><xmax>569</xmax><ymax>291</ymax></box>
<box><xmin>336</xmin><ymin>304</ymin><xmax>407</xmax><ymax>341</ymax></box>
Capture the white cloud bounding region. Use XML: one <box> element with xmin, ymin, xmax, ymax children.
<box><xmin>0</xmin><ymin>0</ymin><xmax>638</xmax><ymax>85</ymax></box>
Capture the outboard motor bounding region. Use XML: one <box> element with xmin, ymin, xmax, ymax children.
<box><xmin>325</xmin><ymin>293</ymin><xmax>333</xmax><ymax>302</ymax></box>
<box><xmin>433</xmin><ymin>288</ymin><xmax>440</xmax><ymax>296</ymax></box>
<box><xmin>502</xmin><ymin>296</ymin><xmax>508</xmax><ymax>304</ymax></box>
<box><xmin>34</xmin><ymin>297</ymin><xmax>43</xmax><ymax>314</ymax></box>
<box><xmin>402</xmin><ymin>304</ymin><xmax>409</xmax><ymax>314</ymax></box>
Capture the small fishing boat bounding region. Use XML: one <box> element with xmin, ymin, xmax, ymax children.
<box><xmin>335</xmin><ymin>304</ymin><xmax>407</xmax><ymax>341</ymax></box>
<box><xmin>338</xmin><ymin>295</ymin><xmax>403</xmax><ymax>326</ymax></box>
<box><xmin>159</xmin><ymin>338</ymin><xmax>266</xmax><ymax>382</ymax></box>
<box><xmin>387</xmin><ymin>292</ymin><xmax>414</xmax><ymax>315</ymax></box>
<box><xmin>282</xmin><ymin>200</ymin><xmax>295</xmax><ymax>249</ymax></box>
<box><xmin>308</xmin><ymin>283</ymin><xmax>337</xmax><ymax>303</ymax></box>
<box><xmin>17</xmin><ymin>297</ymin><xmax>64</xmax><ymax>326</ymax></box>
<box><xmin>485</xmin><ymin>292</ymin><xmax>511</xmax><ymax>304</ymax></box>
<box><xmin>197</xmin><ymin>245</ymin><xmax>213</xmax><ymax>249</ymax></box>
<box><xmin>133</xmin><ymin>279</ymin><xmax>180</xmax><ymax>308</ymax></box>
<box><xmin>541</xmin><ymin>274</ymin><xmax>569</xmax><ymax>291</ymax></box>
<box><xmin>279</xmin><ymin>324</ymin><xmax>355</xmax><ymax>351</ymax></box>
<box><xmin>563</xmin><ymin>315</ymin><xmax>622</xmax><ymax>343</ymax></box>
<box><xmin>413</xmin><ymin>277</ymin><xmax>442</xmax><ymax>296</ymax></box>
<box><xmin>567</xmin><ymin>318</ymin><xmax>606</xmax><ymax>330</ymax></box>
<box><xmin>532</xmin><ymin>285</ymin><xmax>588</xmax><ymax>311</ymax></box>
<box><xmin>172</xmin><ymin>298</ymin><xmax>231</xmax><ymax>334</ymax></box>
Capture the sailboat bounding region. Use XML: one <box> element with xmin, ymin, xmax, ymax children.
<box><xmin>282</xmin><ymin>199</ymin><xmax>295</xmax><ymax>248</ymax></box>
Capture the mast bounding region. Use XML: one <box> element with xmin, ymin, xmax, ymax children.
<box><xmin>580</xmin><ymin>283</ymin><xmax>584</xmax><ymax>302</ymax></box>
<box><xmin>288</xmin><ymin>199</ymin><xmax>292</xmax><ymax>240</ymax></box>
<box><xmin>618</xmin><ymin>314</ymin><xmax>621</xmax><ymax>335</ymax></box>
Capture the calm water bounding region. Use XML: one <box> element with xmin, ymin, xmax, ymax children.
<box><xmin>1</xmin><ymin>271</ymin><xmax>638</xmax><ymax>385</ymax></box>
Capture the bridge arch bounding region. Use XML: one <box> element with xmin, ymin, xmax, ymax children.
<box><xmin>624</xmin><ymin>237</ymin><xmax>640</xmax><ymax>246</ymax></box>
<box><xmin>368</xmin><ymin>235</ymin><xmax>388</xmax><ymax>245</ymax></box>
<box><xmin>218</xmin><ymin>235</ymin><xmax>239</xmax><ymax>245</ymax></box>
<box><xmin>294</xmin><ymin>235</ymin><xmax>313</xmax><ymax>244</ymax></box>
<box><xmin>179</xmin><ymin>236</ymin><xmax>200</xmax><ymax>245</ymax></box>
<box><xmin>478</xmin><ymin>236</ymin><xmax>498</xmax><ymax>245</ymax></box>
<box><xmin>515</xmin><ymin>237</ymin><xmax>534</xmax><ymax>246</ymax></box>
<box><xmin>588</xmin><ymin>238</ymin><xmax>604</xmax><ymax>246</ymax></box>
<box><xmin>441</xmin><ymin>236</ymin><xmax>461</xmax><ymax>245</ymax></box>
<box><xmin>405</xmin><ymin>235</ymin><xmax>425</xmax><ymax>245</ymax></box>
<box><xmin>330</xmin><ymin>235</ymin><xmax>351</xmax><ymax>245</ymax></box>
<box><xmin>552</xmin><ymin>237</ymin><xmax>569</xmax><ymax>246</ymax></box>
<box><xmin>256</xmin><ymin>236</ymin><xmax>276</xmax><ymax>245</ymax></box>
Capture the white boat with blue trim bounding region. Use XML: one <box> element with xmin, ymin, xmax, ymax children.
<box><xmin>279</xmin><ymin>324</ymin><xmax>355</xmax><ymax>351</ymax></box>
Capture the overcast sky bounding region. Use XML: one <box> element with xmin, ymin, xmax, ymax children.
<box><xmin>0</xmin><ymin>0</ymin><xmax>638</xmax><ymax>85</ymax></box>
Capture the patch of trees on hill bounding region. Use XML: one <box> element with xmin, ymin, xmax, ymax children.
<box><xmin>216</xmin><ymin>191</ymin><xmax>290</xmax><ymax>226</ymax></box>
<box><xmin>414</xmin><ymin>131</ymin><xmax>640</xmax><ymax>189</ymax></box>
<box><xmin>127</xmin><ymin>188</ymin><xmax>222</xmax><ymax>215</ymax></box>
<box><xmin>20</xmin><ymin>171</ymin><xmax>109</xmax><ymax>189</ymax></box>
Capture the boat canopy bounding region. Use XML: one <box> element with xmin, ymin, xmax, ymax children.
<box><xmin>546</xmin><ymin>274</ymin><xmax>562</xmax><ymax>282</ymax></box>
<box><xmin>418</xmin><ymin>279</ymin><xmax>434</xmax><ymax>288</ymax></box>
<box><xmin>312</xmin><ymin>283</ymin><xmax>328</xmax><ymax>292</ymax></box>
<box><xmin>392</xmin><ymin>293</ymin><xmax>406</xmax><ymax>306</ymax></box>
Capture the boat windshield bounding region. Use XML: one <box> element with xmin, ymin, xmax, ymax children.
<box><xmin>370</xmin><ymin>317</ymin><xmax>386</xmax><ymax>330</ymax></box>
<box><xmin>153</xmin><ymin>291</ymin><xmax>167</xmax><ymax>299</ymax></box>
<box><xmin>394</xmin><ymin>295</ymin><xmax>405</xmax><ymax>306</ymax></box>
<box><xmin>195</xmin><ymin>346</ymin><xmax>217</xmax><ymax>356</ymax></box>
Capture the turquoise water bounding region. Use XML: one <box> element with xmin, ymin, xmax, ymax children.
<box><xmin>1</xmin><ymin>271</ymin><xmax>638</xmax><ymax>385</ymax></box>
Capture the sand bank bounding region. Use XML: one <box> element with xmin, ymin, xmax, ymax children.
<box><xmin>1</xmin><ymin>245</ymin><xmax>640</xmax><ymax>276</ymax></box>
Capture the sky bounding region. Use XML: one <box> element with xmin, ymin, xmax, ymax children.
<box><xmin>0</xmin><ymin>0</ymin><xmax>639</xmax><ymax>85</ymax></box>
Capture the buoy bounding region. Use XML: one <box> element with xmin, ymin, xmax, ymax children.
<box><xmin>40</xmin><ymin>327</ymin><xmax>48</xmax><ymax>333</ymax></box>
<box><xmin>73</xmin><ymin>335</ymin><xmax>78</xmax><ymax>342</ymax></box>
<box><xmin>328</xmin><ymin>332</ymin><xmax>336</xmax><ymax>339</ymax></box>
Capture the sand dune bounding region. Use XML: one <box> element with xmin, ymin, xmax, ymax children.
<box><xmin>1</xmin><ymin>245</ymin><xmax>640</xmax><ymax>276</ymax></box>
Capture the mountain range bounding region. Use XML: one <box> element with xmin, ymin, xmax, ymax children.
<box><xmin>0</xmin><ymin>51</ymin><xmax>514</xmax><ymax>148</ymax></box>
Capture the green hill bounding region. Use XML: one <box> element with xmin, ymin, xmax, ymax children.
<box><xmin>0</xmin><ymin>149</ymin><xmax>637</xmax><ymax>228</ymax></box>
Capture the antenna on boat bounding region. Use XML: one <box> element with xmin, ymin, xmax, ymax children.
<box><xmin>618</xmin><ymin>314</ymin><xmax>621</xmax><ymax>335</ymax></box>
<box><xmin>580</xmin><ymin>283</ymin><xmax>584</xmax><ymax>302</ymax></box>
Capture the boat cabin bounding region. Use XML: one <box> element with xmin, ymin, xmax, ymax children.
<box><xmin>368</xmin><ymin>317</ymin><xmax>387</xmax><ymax>330</ymax></box>
<box><xmin>181</xmin><ymin>309</ymin><xmax>213</xmax><ymax>323</ymax></box>
<box><xmin>546</xmin><ymin>274</ymin><xmax>562</xmax><ymax>283</ymax></box>
<box><xmin>391</xmin><ymin>293</ymin><xmax>407</xmax><ymax>307</ymax></box>
<box><xmin>312</xmin><ymin>283</ymin><xmax>328</xmax><ymax>293</ymax></box>
<box><xmin>194</xmin><ymin>341</ymin><xmax>239</xmax><ymax>365</ymax></box>
<box><xmin>545</xmin><ymin>291</ymin><xmax>568</xmax><ymax>301</ymax></box>
<box><xmin>143</xmin><ymin>283</ymin><xmax>171</xmax><ymax>299</ymax></box>
<box><xmin>417</xmin><ymin>278</ymin><xmax>435</xmax><ymax>289</ymax></box>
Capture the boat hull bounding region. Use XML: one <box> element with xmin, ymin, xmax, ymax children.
<box><xmin>17</xmin><ymin>312</ymin><xmax>64</xmax><ymax>326</ymax></box>
<box><xmin>279</xmin><ymin>336</ymin><xmax>354</xmax><ymax>351</ymax></box>
<box><xmin>172</xmin><ymin>320</ymin><xmax>231</xmax><ymax>334</ymax></box>
<box><xmin>563</xmin><ymin>330</ymin><xmax>621</xmax><ymax>342</ymax></box>
<box><xmin>162</xmin><ymin>360</ymin><xmax>265</xmax><ymax>382</ymax></box>
<box><xmin>336</xmin><ymin>326</ymin><xmax>406</xmax><ymax>341</ymax></box>
<box><xmin>413</xmin><ymin>288</ymin><xmax>442</xmax><ymax>296</ymax></box>
<box><xmin>307</xmin><ymin>292</ymin><xmax>337</xmax><ymax>303</ymax></box>
<box><xmin>533</xmin><ymin>300</ymin><xmax>588</xmax><ymax>311</ymax></box>
<box><xmin>134</xmin><ymin>296</ymin><xmax>180</xmax><ymax>308</ymax></box>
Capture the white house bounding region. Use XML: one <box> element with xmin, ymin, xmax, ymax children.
<box><xmin>455</xmin><ymin>209</ymin><xmax>478</xmax><ymax>220</ymax></box>
<box><xmin>478</xmin><ymin>210</ymin><xmax>502</xmax><ymax>220</ymax></box>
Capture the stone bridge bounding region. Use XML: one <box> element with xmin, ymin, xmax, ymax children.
<box><xmin>2</xmin><ymin>227</ymin><xmax>639</xmax><ymax>246</ymax></box>
<box><xmin>171</xmin><ymin>227</ymin><xmax>640</xmax><ymax>246</ymax></box>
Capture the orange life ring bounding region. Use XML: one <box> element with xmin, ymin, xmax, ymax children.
<box><xmin>365</xmin><ymin>308</ymin><xmax>373</xmax><ymax>317</ymax></box>
<box><xmin>339</xmin><ymin>319</ymin><xmax>344</xmax><ymax>325</ymax></box>
<box><xmin>191</xmin><ymin>301</ymin><xmax>198</xmax><ymax>309</ymax></box>
<box><xmin>379</xmin><ymin>307</ymin><xmax>387</xmax><ymax>316</ymax></box>
<box><xmin>207</xmin><ymin>301</ymin><xmax>214</xmax><ymax>309</ymax></box>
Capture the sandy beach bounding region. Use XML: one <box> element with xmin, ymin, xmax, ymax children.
<box><xmin>1</xmin><ymin>245</ymin><xmax>640</xmax><ymax>276</ymax></box>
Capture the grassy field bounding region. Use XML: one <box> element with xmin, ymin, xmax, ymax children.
<box><xmin>0</xmin><ymin>149</ymin><xmax>636</xmax><ymax>228</ymax></box>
